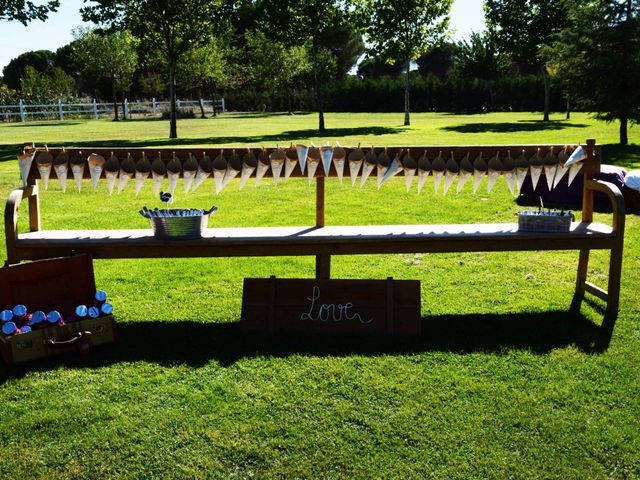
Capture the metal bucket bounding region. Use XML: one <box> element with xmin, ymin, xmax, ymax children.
<box><xmin>150</xmin><ymin>210</ymin><xmax>209</xmax><ymax>240</ymax></box>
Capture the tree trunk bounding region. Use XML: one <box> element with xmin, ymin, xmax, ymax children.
<box><xmin>620</xmin><ymin>116</ymin><xmax>628</xmax><ymax>146</ymax></box>
<box><xmin>212</xmin><ymin>88</ymin><xmax>218</xmax><ymax>117</ymax></box>
<box><xmin>312</xmin><ymin>46</ymin><xmax>325</xmax><ymax>132</ymax></box>
<box><xmin>121</xmin><ymin>95</ymin><xmax>127</xmax><ymax>120</ymax></box>
<box><xmin>566</xmin><ymin>96</ymin><xmax>571</xmax><ymax>120</ymax></box>
<box><xmin>404</xmin><ymin>59</ymin><xmax>410</xmax><ymax>126</ymax></box>
<box><xmin>198</xmin><ymin>97</ymin><xmax>206</xmax><ymax>119</ymax></box>
<box><xmin>169</xmin><ymin>59</ymin><xmax>177</xmax><ymax>139</ymax></box>
<box><xmin>542</xmin><ymin>65</ymin><xmax>550</xmax><ymax>122</ymax></box>
<box><xmin>111</xmin><ymin>80</ymin><xmax>119</xmax><ymax>121</ymax></box>
<box><xmin>488</xmin><ymin>81</ymin><xmax>496</xmax><ymax>111</ymax></box>
<box><xmin>286</xmin><ymin>85</ymin><xmax>293</xmax><ymax>116</ymax></box>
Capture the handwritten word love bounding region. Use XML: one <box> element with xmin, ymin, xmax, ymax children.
<box><xmin>300</xmin><ymin>286</ymin><xmax>373</xmax><ymax>324</ymax></box>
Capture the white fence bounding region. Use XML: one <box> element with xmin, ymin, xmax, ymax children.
<box><xmin>0</xmin><ymin>98</ymin><xmax>226</xmax><ymax>122</ymax></box>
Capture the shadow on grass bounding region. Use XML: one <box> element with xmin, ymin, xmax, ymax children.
<box><xmin>441</xmin><ymin>120</ymin><xmax>588</xmax><ymax>134</ymax></box>
<box><xmin>0</xmin><ymin>304</ymin><xmax>614</xmax><ymax>379</ymax></box>
<box><xmin>602</xmin><ymin>144</ymin><xmax>640</xmax><ymax>169</ymax></box>
<box><xmin>0</xmin><ymin>144</ymin><xmax>21</xmax><ymax>162</ymax></box>
<box><xmin>4</xmin><ymin>121</ymin><xmax>86</xmax><ymax>128</ymax></box>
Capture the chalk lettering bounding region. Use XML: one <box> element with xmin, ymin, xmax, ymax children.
<box><xmin>300</xmin><ymin>286</ymin><xmax>373</xmax><ymax>324</ymax></box>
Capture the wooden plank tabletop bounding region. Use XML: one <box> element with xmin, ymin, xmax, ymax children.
<box><xmin>17</xmin><ymin>222</ymin><xmax>613</xmax><ymax>244</ymax></box>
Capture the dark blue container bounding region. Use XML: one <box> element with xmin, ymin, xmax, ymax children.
<box><xmin>100</xmin><ymin>303</ymin><xmax>113</xmax><ymax>315</ymax></box>
<box><xmin>2</xmin><ymin>322</ymin><xmax>18</xmax><ymax>335</ymax></box>
<box><xmin>0</xmin><ymin>310</ymin><xmax>13</xmax><ymax>323</ymax></box>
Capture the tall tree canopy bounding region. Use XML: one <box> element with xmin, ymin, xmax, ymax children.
<box><xmin>545</xmin><ymin>0</ymin><xmax>640</xmax><ymax>145</ymax></box>
<box><xmin>364</xmin><ymin>0</ymin><xmax>452</xmax><ymax>125</ymax></box>
<box><xmin>2</xmin><ymin>49</ymin><xmax>55</xmax><ymax>89</ymax></box>
<box><xmin>485</xmin><ymin>0</ymin><xmax>569</xmax><ymax>121</ymax></box>
<box><xmin>453</xmin><ymin>32</ymin><xmax>508</xmax><ymax>110</ymax></box>
<box><xmin>257</xmin><ymin>0</ymin><xmax>356</xmax><ymax>132</ymax></box>
<box><xmin>0</xmin><ymin>0</ymin><xmax>59</xmax><ymax>24</ymax></box>
<box><xmin>82</xmin><ymin>0</ymin><xmax>230</xmax><ymax>138</ymax></box>
<box><xmin>71</xmin><ymin>27</ymin><xmax>138</xmax><ymax>121</ymax></box>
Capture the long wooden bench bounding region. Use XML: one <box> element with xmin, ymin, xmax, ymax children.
<box><xmin>4</xmin><ymin>140</ymin><xmax>625</xmax><ymax>322</ymax></box>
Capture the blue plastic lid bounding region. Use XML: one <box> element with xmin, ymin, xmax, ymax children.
<box><xmin>13</xmin><ymin>304</ymin><xmax>27</xmax><ymax>317</ymax></box>
<box><xmin>0</xmin><ymin>310</ymin><xmax>13</xmax><ymax>322</ymax></box>
<box><xmin>100</xmin><ymin>303</ymin><xmax>113</xmax><ymax>315</ymax></box>
<box><xmin>19</xmin><ymin>326</ymin><xmax>32</xmax><ymax>334</ymax></box>
<box><xmin>75</xmin><ymin>305</ymin><xmax>88</xmax><ymax>318</ymax></box>
<box><xmin>95</xmin><ymin>290</ymin><xmax>107</xmax><ymax>302</ymax></box>
<box><xmin>88</xmin><ymin>306</ymin><xmax>100</xmax><ymax>318</ymax></box>
<box><xmin>2</xmin><ymin>322</ymin><xmax>17</xmax><ymax>335</ymax></box>
<box><xmin>31</xmin><ymin>311</ymin><xmax>46</xmax><ymax>324</ymax></box>
<box><xmin>47</xmin><ymin>310</ymin><xmax>61</xmax><ymax>324</ymax></box>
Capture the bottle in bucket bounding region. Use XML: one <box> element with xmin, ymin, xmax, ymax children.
<box><xmin>19</xmin><ymin>326</ymin><xmax>32</xmax><ymax>334</ymax></box>
<box><xmin>1</xmin><ymin>309</ymin><xmax>13</xmax><ymax>323</ymax></box>
<box><xmin>88</xmin><ymin>306</ymin><xmax>101</xmax><ymax>318</ymax></box>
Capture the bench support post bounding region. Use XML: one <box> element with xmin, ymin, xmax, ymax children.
<box><xmin>315</xmin><ymin>176</ymin><xmax>331</xmax><ymax>279</ymax></box>
<box><xmin>28</xmin><ymin>182</ymin><xmax>41</xmax><ymax>232</ymax></box>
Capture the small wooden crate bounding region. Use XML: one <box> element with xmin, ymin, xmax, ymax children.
<box><xmin>0</xmin><ymin>255</ymin><xmax>116</xmax><ymax>365</ymax></box>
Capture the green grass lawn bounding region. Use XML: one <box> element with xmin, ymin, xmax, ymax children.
<box><xmin>0</xmin><ymin>112</ymin><xmax>639</xmax><ymax>479</ymax></box>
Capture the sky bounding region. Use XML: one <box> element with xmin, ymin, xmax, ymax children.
<box><xmin>0</xmin><ymin>0</ymin><xmax>486</xmax><ymax>73</ymax></box>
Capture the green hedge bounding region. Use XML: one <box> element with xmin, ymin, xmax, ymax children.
<box><xmin>224</xmin><ymin>74</ymin><xmax>567</xmax><ymax>113</ymax></box>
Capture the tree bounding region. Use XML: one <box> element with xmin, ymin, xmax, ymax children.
<box><xmin>364</xmin><ymin>0</ymin><xmax>452</xmax><ymax>126</ymax></box>
<box><xmin>453</xmin><ymin>32</ymin><xmax>508</xmax><ymax>110</ymax></box>
<box><xmin>20</xmin><ymin>65</ymin><xmax>76</xmax><ymax>104</ymax></box>
<box><xmin>256</xmin><ymin>0</ymin><xmax>355</xmax><ymax>132</ymax></box>
<box><xmin>1</xmin><ymin>0</ymin><xmax>59</xmax><ymax>24</ymax></box>
<box><xmin>245</xmin><ymin>31</ymin><xmax>311</xmax><ymax>115</ymax></box>
<box><xmin>2</xmin><ymin>50</ymin><xmax>56</xmax><ymax>90</ymax></box>
<box><xmin>416</xmin><ymin>42</ymin><xmax>456</xmax><ymax>80</ymax></box>
<box><xmin>545</xmin><ymin>0</ymin><xmax>640</xmax><ymax>145</ymax></box>
<box><xmin>358</xmin><ymin>54</ymin><xmax>405</xmax><ymax>78</ymax></box>
<box><xmin>82</xmin><ymin>0</ymin><xmax>229</xmax><ymax>138</ymax></box>
<box><xmin>71</xmin><ymin>27</ymin><xmax>138</xmax><ymax>121</ymax></box>
<box><xmin>485</xmin><ymin>0</ymin><xmax>569</xmax><ymax>121</ymax></box>
<box><xmin>317</xmin><ymin>24</ymin><xmax>365</xmax><ymax>80</ymax></box>
<box><xmin>176</xmin><ymin>42</ymin><xmax>227</xmax><ymax>117</ymax></box>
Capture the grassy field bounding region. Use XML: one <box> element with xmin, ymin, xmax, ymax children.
<box><xmin>0</xmin><ymin>112</ymin><xmax>639</xmax><ymax>479</ymax></box>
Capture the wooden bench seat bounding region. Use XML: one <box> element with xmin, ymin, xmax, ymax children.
<box><xmin>13</xmin><ymin>222</ymin><xmax>615</xmax><ymax>261</ymax></box>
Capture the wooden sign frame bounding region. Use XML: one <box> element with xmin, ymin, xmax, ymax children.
<box><xmin>241</xmin><ymin>276</ymin><xmax>420</xmax><ymax>335</ymax></box>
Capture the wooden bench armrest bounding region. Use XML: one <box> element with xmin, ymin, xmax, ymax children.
<box><xmin>585</xmin><ymin>179</ymin><xmax>626</xmax><ymax>233</ymax></box>
<box><xmin>4</xmin><ymin>189</ymin><xmax>24</xmax><ymax>242</ymax></box>
<box><xmin>4</xmin><ymin>185</ymin><xmax>39</xmax><ymax>265</ymax></box>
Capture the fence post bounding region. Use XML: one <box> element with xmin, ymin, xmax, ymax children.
<box><xmin>152</xmin><ymin>97</ymin><xmax>157</xmax><ymax>114</ymax></box>
<box><xmin>58</xmin><ymin>99</ymin><xmax>64</xmax><ymax>120</ymax></box>
<box><xmin>19</xmin><ymin>99</ymin><xmax>25</xmax><ymax>123</ymax></box>
<box><xmin>221</xmin><ymin>97</ymin><xmax>226</xmax><ymax>113</ymax></box>
<box><xmin>93</xmin><ymin>99</ymin><xmax>98</xmax><ymax>119</ymax></box>
<box><xmin>124</xmin><ymin>98</ymin><xmax>129</xmax><ymax>119</ymax></box>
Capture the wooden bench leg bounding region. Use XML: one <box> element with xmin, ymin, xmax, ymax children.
<box><xmin>605</xmin><ymin>244</ymin><xmax>624</xmax><ymax>320</ymax></box>
<box><xmin>316</xmin><ymin>254</ymin><xmax>331</xmax><ymax>279</ymax></box>
<box><xmin>575</xmin><ymin>249</ymin><xmax>590</xmax><ymax>298</ymax></box>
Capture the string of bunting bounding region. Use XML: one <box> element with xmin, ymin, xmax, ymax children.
<box><xmin>18</xmin><ymin>143</ymin><xmax>588</xmax><ymax>197</ymax></box>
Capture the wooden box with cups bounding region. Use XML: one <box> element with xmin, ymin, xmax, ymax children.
<box><xmin>0</xmin><ymin>254</ymin><xmax>116</xmax><ymax>365</ymax></box>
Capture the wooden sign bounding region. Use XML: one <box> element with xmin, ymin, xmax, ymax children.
<box><xmin>241</xmin><ymin>277</ymin><xmax>420</xmax><ymax>335</ymax></box>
